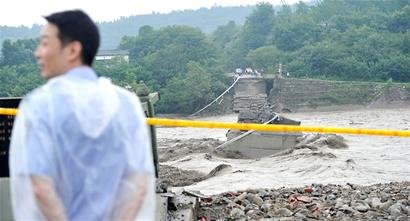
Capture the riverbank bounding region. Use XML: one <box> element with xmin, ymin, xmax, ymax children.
<box><xmin>197</xmin><ymin>181</ymin><xmax>410</xmax><ymax>220</ymax></box>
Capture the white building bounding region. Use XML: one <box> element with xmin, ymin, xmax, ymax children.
<box><xmin>95</xmin><ymin>50</ymin><xmax>129</xmax><ymax>62</ymax></box>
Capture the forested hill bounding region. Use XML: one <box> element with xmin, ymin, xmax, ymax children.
<box><xmin>0</xmin><ymin>25</ymin><xmax>41</xmax><ymax>43</ymax></box>
<box><xmin>0</xmin><ymin>5</ymin><xmax>256</xmax><ymax>49</ymax></box>
<box><xmin>99</xmin><ymin>6</ymin><xmax>258</xmax><ymax>49</ymax></box>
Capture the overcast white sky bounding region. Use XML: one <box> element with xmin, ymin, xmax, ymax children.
<box><xmin>1</xmin><ymin>0</ymin><xmax>305</xmax><ymax>27</ymax></box>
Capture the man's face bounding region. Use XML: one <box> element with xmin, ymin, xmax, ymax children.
<box><xmin>35</xmin><ymin>23</ymin><xmax>70</xmax><ymax>80</ymax></box>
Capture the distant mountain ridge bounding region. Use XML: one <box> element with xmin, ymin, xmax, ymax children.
<box><xmin>0</xmin><ymin>5</ymin><xmax>256</xmax><ymax>50</ymax></box>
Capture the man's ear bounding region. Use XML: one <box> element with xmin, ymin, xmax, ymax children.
<box><xmin>66</xmin><ymin>41</ymin><xmax>83</xmax><ymax>63</ymax></box>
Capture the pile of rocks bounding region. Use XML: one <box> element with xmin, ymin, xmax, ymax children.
<box><xmin>198</xmin><ymin>181</ymin><xmax>410</xmax><ymax>220</ymax></box>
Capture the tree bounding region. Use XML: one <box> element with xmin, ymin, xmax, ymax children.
<box><xmin>129</xmin><ymin>25</ymin><xmax>216</xmax><ymax>89</ymax></box>
<box><xmin>158</xmin><ymin>62</ymin><xmax>215</xmax><ymax>113</ymax></box>
<box><xmin>1</xmin><ymin>39</ymin><xmax>37</xmax><ymax>66</ymax></box>
<box><xmin>245</xmin><ymin>45</ymin><xmax>283</xmax><ymax>70</ymax></box>
<box><xmin>311</xmin><ymin>0</ymin><xmax>350</xmax><ymax>23</ymax></box>
<box><xmin>0</xmin><ymin>64</ymin><xmax>42</xmax><ymax>97</ymax></box>
<box><xmin>389</xmin><ymin>5</ymin><xmax>410</xmax><ymax>33</ymax></box>
<box><xmin>94</xmin><ymin>58</ymin><xmax>142</xmax><ymax>87</ymax></box>
<box><xmin>274</xmin><ymin>15</ymin><xmax>318</xmax><ymax>51</ymax></box>
<box><xmin>298</xmin><ymin>41</ymin><xmax>368</xmax><ymax>80</ymax></box>
<box><xmin>118</xmin><ymin>35</ymin><xmax>136</xmax><ymax>50</ymax></box>
<box><xmin>374</xmin><ymin>53</ymin><xmax>410</xmax><ymax>82</ymax></box>
<box><xmin>225</xmin><ymin>3</ymin><xmax>275</xmax><ymax>68</ymax></box>
<box><xmin>239</xmin><ymin>3</ymin><xmax>275</xmax><ymax>51</ymax></box>
<box><xmin>211</xmin><ymin>21</ymin><xmax>239</xmax><ymax>50</ymax></box>
<box><xmin>295</xmin><ymin>1</ymin><xmax>310</xmax><ymax>15</ymax></box>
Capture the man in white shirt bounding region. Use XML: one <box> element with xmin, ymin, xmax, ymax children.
<box><xmin>9</xmin><ymin>10</ymin><xmax>155</xmax><ymax>221</ymax></box>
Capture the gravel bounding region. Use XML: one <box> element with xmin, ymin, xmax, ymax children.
<box><xmin>198</xmin><ymin>181</ymin><xmax>410</xmax><ymax>220</ymax></box>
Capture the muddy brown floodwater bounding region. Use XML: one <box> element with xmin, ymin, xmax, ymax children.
<box><xmin>157</xmin><ymin>108</ymin><xmax>410</xmax><ymax>196</ymax></box>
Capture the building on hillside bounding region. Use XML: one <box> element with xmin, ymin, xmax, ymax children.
<box><xmin>95</xmin><ymin>49</ymin><xmax>129</xmax><ymax>62</ymax></box>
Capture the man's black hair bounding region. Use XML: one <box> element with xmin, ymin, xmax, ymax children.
<box><xmin>45</xmin><ymin>10</ymin><xmax>100</xmax><ymax>66</ymax></box>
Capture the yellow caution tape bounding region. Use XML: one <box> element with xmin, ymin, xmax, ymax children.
<box><xmin>1</xmin><ymin>108</ymin><xmax>409</xmax><ymax>137</ymax></box>
<box><xmin>146</xmin><ymin>118</ymin><xmax>410</xmax><ymax>138</ymax></box>
<box><xmin>0</xmin><ymin>108</ymin><xmax>18</xmax><ymax>116</ymax></box>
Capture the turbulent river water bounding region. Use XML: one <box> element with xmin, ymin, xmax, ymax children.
<box><xmin>156</xmin><ymin>108</ymin><xmax>410</xmax><ymax>195</ymax></box>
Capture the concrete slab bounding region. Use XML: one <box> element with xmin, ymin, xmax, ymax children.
<box><xmin>0</xmin><ymin>178</ymin><xmax>13</xmax><ymax>221</ymax></box>
<box><xmin>224</xmin><ymin>132</ymin><xmax>300</xmax><ymax>158</ymax></box>
<box><xmin>156</xmin><ymin>193</ymin><xmax>168</xmax><ymax>221</ymax></box>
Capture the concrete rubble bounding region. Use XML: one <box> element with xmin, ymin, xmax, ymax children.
<box><xmin>197</xmin><ymin>181</ymin><xmax>410</xmax><ymax>220</ymax></box>
<box><xmin>222</xmin><ymin>106</ymin><xmax>301</xmax><ymax>158</ymax></box>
